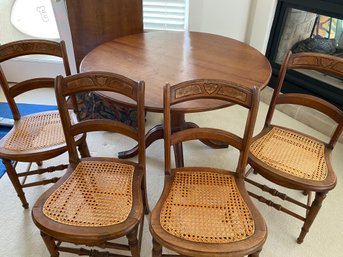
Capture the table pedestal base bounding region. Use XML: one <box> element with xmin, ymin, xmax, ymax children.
<box><xmin>118</xmin><ymin>112</ymin><xmax>228</xmax><ymax>167</ymax></box>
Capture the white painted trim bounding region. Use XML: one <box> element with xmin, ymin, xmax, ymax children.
<box><xmin>246</xmin><ymin>0</ymin><xmax>278</xmax><ymax>54</ymax></box>
<box><xmin>51</xmin><ymin>0</ymin><xmax>77</xmax><ymax>74</ymax></box>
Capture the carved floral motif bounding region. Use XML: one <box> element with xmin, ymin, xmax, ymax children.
<box><xmin>217</xmin><ymin>86</ymin><xmax>247</xmax><ymax>102</ymax></box>
<box><xmin>0</xmin><ymin>42</ymin><xmax>61</xmax><ymax>61</ymax></box>
<box><xmin>174</xmin><ymin>81</ymin><xmax>248</xmax><ymax>103</ymax></box>
<box><xmin>175</xmin><ymin>85</ymin><xmax>202</xmax><ymax>98</ymax></box>
<box><xmin>67</xmin><ymin>75</ymin><xmax>134</xmax><ymax>97</ymax></box>
<box><xmin>204</xmin><ymin>83</ymin><xmax>218</xmax><ymax>94</ymax></box>
<box><xmin>292</xmin><ymin>55</ymin><xmax>343</xmax><ymax>76</ymax></box>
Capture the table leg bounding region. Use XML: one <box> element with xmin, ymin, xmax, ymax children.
<box><xmin>118</xmin><ymin>112</ymin><xmax>186</xmax><ymax>167</ymax></box>
<box><xmin>170</xmin><ymin>112</ymin><xmax>185</xmax><ymax>168</ymax></box>
<box><xmin>183</xmin><ymin>121</ymin><xmax>229</xmax><ymax>149</ymax></box>
<box><xmin>118</xmin><ymin>124</ymin><xmax>164</xmax><ymax>159</ymax></box>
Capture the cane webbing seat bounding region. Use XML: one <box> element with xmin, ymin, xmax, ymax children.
<box><xmin>4</xmin><ymin>111</ymin><xmax>68</xmax><ymax>151</ymax></box>
<box><xmin>43</xmin><ymin>160</ymin><xmax>134</xmax><ymax>226</ymax></box>
<box><xmin>160</xmin><ymin>170</ymin><xmax>255</xmax><ymax>243</ymax></box>
<box><xmin>250</xmin><ymin>127</ymin><xmax>327</xmax><ymax>181</ymax></box>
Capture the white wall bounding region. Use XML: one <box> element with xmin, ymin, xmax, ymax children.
<box><xmin>0</xmin><ymin>0</ymin><xmax>31</xmax><ymax>44</ymax></box>
<box><xmin>188</xmin><ymin>0</ymin><xmax>278</xmax><ymax>54</ymax></box>
<box><xmin>247</xmin><ymin>0</ymin><xmax>278</xmax><ymax>54</ymax></box>
<box><xmin>188</xmin><ymin>0</ymin><xmax>251</xmax><ymax>41</ymax></box>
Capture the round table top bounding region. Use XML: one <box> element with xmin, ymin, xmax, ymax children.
<box><xmin>80</xmin><ymin>31</ymin><xmax>271</xmax><ymax>112</ymax></box>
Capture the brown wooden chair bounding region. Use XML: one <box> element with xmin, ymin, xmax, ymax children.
<box><xmin>32</xmin><ymin>71</ymin><xmax>148</xmax><ymax>257</ymax></box>
<box><xmin>0</xmin><ymin>39</ymin><xmax>89</xmax><ymax>209</ymax></box>
<box><xmin>246</xmin><ymin>51</ymin><xmax>343</xmax><ymax>244</ymax></box>
<box><xmin>150</xmin><ymin>80</ymin><xmax>267</xmax><ymax>257</ymax></box>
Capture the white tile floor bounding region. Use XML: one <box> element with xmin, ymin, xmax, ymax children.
<box><xmin>0</xmin><ymin>89</ymin><xmax>342</xmax><ymax>257</ymax></box>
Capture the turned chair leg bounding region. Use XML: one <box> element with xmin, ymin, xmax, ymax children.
<box><xmin>127</xmin><ymin>226</ymin><xmax>140</xmax><ymax>257</ymax></box>
<box><xmin>297</xmin><ymin>191</ymin><xmax>327</xmax><ymax>244</ymax></box>
<box><xmin>152</xmin><ymin>239</ymin><xmax>162</xmax><ymax>257</ymax></box>
<box><xmin>3</xmin><ymin>159</ymin><xmax>29</xmax><ymax>209</ymax></box>
<box><xmin>40</xmin><ymin>232</ymin><xmax>59</xmax><ymax>257</ymax></box>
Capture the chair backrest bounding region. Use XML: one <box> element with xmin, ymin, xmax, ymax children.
<box><xmin>66</xmin><ymin>0</ymin><xmax>143</xmax><ymax>71</ymax></box>
<box><xmin>0</xmin><ymin>39</ymin><xmax>71</xmax><ymax>120</ymax></box>
<box><xmin>164</xmin><ymin>79</ymin><xmax>260</xmax><ymax>178</ymax></box>
<box><xmin>266</xmin><ymin>51</ymin><xmax>343</xmax><ymax>148</ymax></box>
<box><xmin>55</xmin><ymin>71</ymin><xmax>145</xmax><ymax>166</ymax></box>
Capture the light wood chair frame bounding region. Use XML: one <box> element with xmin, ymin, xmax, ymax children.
<box><xmin>0</xmin><ymin>39</ymin><xmax>89</xmax><ymax>209</ymax></box>
<box><xmin>150</xmin><ymin>79</ymin><xmax>267</xmax><ymax>257</ymax></box>
<box><xmin>246</xmin><ymin>51</ymin><xmax>343</xmax><ymax>243</ymax></box>
<box><xmin>32</xmin><ymin>71</ymin><xmax>148</xmax><ymax>257</ymax></box>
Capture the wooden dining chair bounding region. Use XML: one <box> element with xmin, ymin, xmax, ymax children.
<box><xmin>246</xmin><ymin>51</ymin><xmax>343</xmax><ymax>244</ymax></box>
<box><xmin>0</xmin><ymin>39</ymin><xmax>89</xmax><ymax>209</ymax></box>
<box><xmin>150</xmin><ymin>79</ymin><xmax>267</xmax><ymax>257</ymax></box>
<box><xmin>32</xmin><ymin>71</ymin><xmax>148</xmax><ymax>257</ymax></box>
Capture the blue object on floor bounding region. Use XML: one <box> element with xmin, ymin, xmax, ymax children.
<box><xmin>0</xmin><ymin>103</ymin><xmax>58</xmax><ymax>178</ymax></box>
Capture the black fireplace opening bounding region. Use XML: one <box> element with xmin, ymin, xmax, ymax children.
<box><xmin>266</xmin><ymin>0</ymin><xmax>343</xmax><ymax>110</ymax></box>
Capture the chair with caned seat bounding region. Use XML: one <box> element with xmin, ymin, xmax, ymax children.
<box><xmin>246</xmin><ymin>51</ymin><xmax>343</xmax><ymax>244</ymax></box>
<box><xmin>32</xmin><ymin>71</ymin><xmax>148</xmax><ymax>257</ymax></box>
<box><xmin>0</xmin><ymin>39</ymin><xmax>89</xmax><ymax>209</ymax></box>
<box><xmin>149</xmin><ymin>79</ymin><xmax>267</xmax><ymax>257</ymax></box>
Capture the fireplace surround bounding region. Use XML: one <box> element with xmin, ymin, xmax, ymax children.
<box><xmin>266</xmin><ymin>0</ymin><xmax>343</xmax><ymax>110</ymax></box>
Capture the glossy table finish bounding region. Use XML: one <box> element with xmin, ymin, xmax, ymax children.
<box><xmin>80</xmin><ymin>31</ymin><xmax>272</xmax><ymax>164</ymax></box>
<box><xmin>81</xmin><ymin>31</ymin><xmax>271</xmax><ymax>112</ymax></box>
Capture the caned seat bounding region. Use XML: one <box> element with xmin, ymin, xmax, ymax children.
<box><xmin>0</xmin><ymin>39</ymin><xmax>89</xmax><ymax>209</ymax></box>
<box><xmin>4</xmin><ymin>112</ymin><xmax>67</xmax><ymax>151</ymax></box>
<box><xmin>150</xmin><ymin>79</ymin><xmax>266</xmax><ymax>257</ymax></box>
<box><xmin>42</xmin><ymin>160</ymin><xmax>135</xmax><ymax>227</ymax></box>
<box><xmin>159</xmin><ymin>169</ymin><xmax>255</xmax><ymax>244</ymax></box>
<box><xmin>32</xmin><ymin>71</ymin><xmax>148</xmax><ymax>257</ymax></box>
<box><xmin>250</xmin><ymin>127</ymin><xmax>328</xmax><ymax>181</ymax></box>
<box><xmin>246</xmin><ymin>51</ymin><xmax>343</xmax><ymax>244</ymax></box>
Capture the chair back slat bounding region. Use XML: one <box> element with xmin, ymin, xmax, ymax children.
<box><xmin>71</xmin><ymin>120</ymin><xmax>139</xmax><ymax>141</ymax></box>
<box><xmin>0</xmin><ymin>40</ymin><xmax>71</xmax><ymax>120</ymax></box>
<box><xmin>0</xmin><ymin>40</ymin><xmax>65</xmax><ymax>61</ymax></box>
<box><xmin>9</xmin><ymin>79</ymin><xmax>55</xmax><ymax>98</ymax></box>
<box><xmin>60</xmin><ymin>71</ymin><xmax>140</xmax><ymax>101</ymax></box>
<box><xmin>287</xmin><ymin>52</ymin><xmax>343</xmax><ymax>78</ymax></box>
<box><xmin>55</xmin><ymin>71</ymin><xmax>145</xmax><ymax>166</ymax></box>
<box><xmin>169</xmin><ymin>79</ymin><xmax>254</xmax><ymax>108</ymax></box>
<box><xmin>171</xmin><ymin>128</ymin><xmax>243</xmax><ymax>151</ymax></box>
<box><xmin>276</xmin><ymin>93</ymin><xmax>343</xmax><ymax>123</ymax></box>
